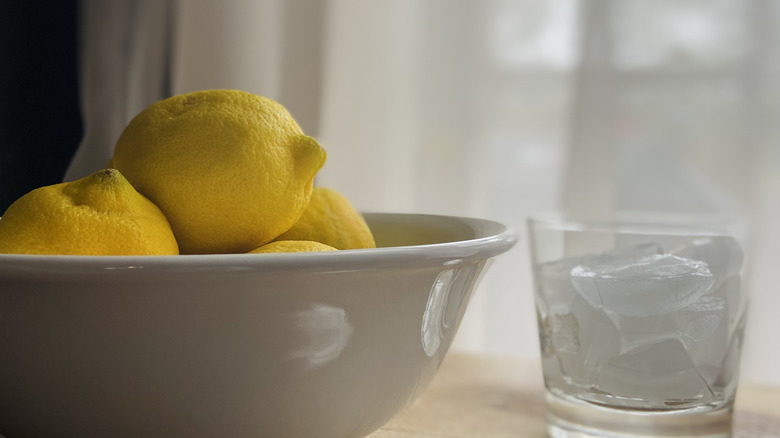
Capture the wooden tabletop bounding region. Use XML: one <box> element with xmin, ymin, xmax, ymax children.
<box><xmin>370</xmin><ymin>352</ymin><xmax>780</xmax><ymax>438</ymax></box>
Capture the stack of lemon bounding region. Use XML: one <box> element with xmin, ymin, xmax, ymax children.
<box><xmin>0</xmin><ymin>90</ymin><xmax>375</xmax><ymax>255</ymax></box>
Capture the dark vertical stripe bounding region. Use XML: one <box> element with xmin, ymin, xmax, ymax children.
<box><xmin>0</xmin><ymin>1</ymin><xmax>84</xmax><ymax>212</ymax></box>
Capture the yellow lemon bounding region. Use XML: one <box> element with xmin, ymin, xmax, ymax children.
<box><xmin>112</xmin><ymin>89</ymin><xmax>327</xmax><ymax>254</ymax></box>
<box><xmin>0</xmin><ymin>169</ymin><xmax>179</xmax><ymax>255</ymax></box>
<box><xmin>248</xmin><ymin>240</ymin><xmax>337</xmax><ymax>254</ymax></box>
<box><xmin>274</xmin><ymin>187</ymin><xmax>375</xmax><ymax>250</ymax></box>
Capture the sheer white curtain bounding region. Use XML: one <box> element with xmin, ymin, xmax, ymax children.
<box><xmin>65</xmin><ymin>0</ymin><xmax>175</xmax><ymax>181</ymax></box>
<box><xmin>69</xmin><ymin>0</ymin><xmax>780</xmax><ymax>386</ymax></box>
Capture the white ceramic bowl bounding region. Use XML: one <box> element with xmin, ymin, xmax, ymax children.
<box><xmin>0</xmin><ymin>213</ymin><xmax>515</xmax><ymax>438</ymax></box>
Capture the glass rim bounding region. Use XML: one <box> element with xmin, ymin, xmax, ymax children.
<box><xmin>526</xmin><ymin>210</ymin><xmax>747</xmax><ymax>237</ymax></box>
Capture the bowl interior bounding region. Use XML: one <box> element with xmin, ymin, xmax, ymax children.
<box><xmin>364</xmin><ymin>212</ymin><xmax>510</xmax><ymax>247</ymax></box>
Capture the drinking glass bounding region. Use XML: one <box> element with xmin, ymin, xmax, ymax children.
<box><xmin>528</xmin><ymin>213</ymin><xmax>748</xmax><ymax>438</ymax></box>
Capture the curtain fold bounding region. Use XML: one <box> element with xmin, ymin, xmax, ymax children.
<box><xmin>65</xmin><ymin>0</ymin><xmax>174</xmax><ymax>181</ymax></box>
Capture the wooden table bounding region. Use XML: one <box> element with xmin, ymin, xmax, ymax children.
<box><xmin>370</xmin><ymin>353</ymin><xmax>780</xmax><ymax>438</ymax></box>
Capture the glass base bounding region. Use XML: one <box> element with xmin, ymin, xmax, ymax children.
<box><xmin>545</xmin><ymin>391</ymin><xmax>733</xmax><ymax>438</ymax></box>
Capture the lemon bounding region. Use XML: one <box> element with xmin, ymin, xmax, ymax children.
<box><xmin>248</xmin><ymin>240</ymin><xmax>337</xmax><ymax>254</ymax></box>
<box><xmin>112</xmin><ymin>89</ymin><xmax>327</xmax><ymax>254</ymax></box>
<box><xmin>274</xmin><ymin>187</ymin><xmax>375</xmax><ymax>250</ymax></box>
<box><xmin>0</xmin><ymin>169</ymin><xmax>179</xmax><ymax>255</ymax></box>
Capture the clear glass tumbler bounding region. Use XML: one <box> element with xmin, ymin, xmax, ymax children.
<box><xmin>528</xmin><ymin>213</ymin><xmax>748</xmax><ymax>438</ymax></box>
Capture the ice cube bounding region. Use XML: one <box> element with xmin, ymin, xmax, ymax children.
<box><xmin>685</xmin><ymin>276</ymin><xmax>743</xmax><ymax>383</ymax></box>
<box><xmin>556</xmin><ymin>297</ymin><xmax>622</xmax><ymax>387</ymax></box>
<box><xmin>537</xmin><ymin>243</ymin><xmax>663</xmax><ymax>312</ymax></box>
<box><xmin>570</xmin><ymin>254</ymin><xmax>715</xmax><ymax>316</ymax></box>
<box><xmin>675</xmin><ymin>295</ymin><xmax>724</xmax><ymax>344</ymax></box>
<box><xmin>550</xmin><ymin>313</ymin><xmax>580</xmax><ymax>354</ymax></box>
<box><xmin>608</xmin><ymin>312</ymin><xmax>679</xmax><ymax>352</ymax></box>
<box><xmin>536</xmin><ymin>261</ymin><xmax>579</xmax><ymax>315</ymax></box>
<box><xmin>710</xmin><ymin>307</ymin><xmax>747</xmax><ymax>394</ymax></box>
<box><xmin>594</xmin><ymin>338</ymin><xmax>714</xmax><ymax>407</ymax></box>
<box><xmin>604</xmin><ymin>276</ymin><xmax>739</xmax><ymax>392</ymax></box>
<box><xmin>671</xmin><ymin>236</ymin><xmax>743</xmax><ymax>286</ymax></box>
<box><xmin>710</xmin><ymin>275</ymin><xmax>744</xmax><ymax>328</ymax></box>
<box><xmin>539</xmin><ymin>312</ymin><xmax>579</xmax><ymax>357</ymax></box>
<box><xmin>607</xmin><ymin>293</ymin><xmax>724</xmax><ymax>353</ymax></box>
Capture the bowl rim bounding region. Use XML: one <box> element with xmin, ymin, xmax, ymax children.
<box><xmin>0</xmin><ymin>212</ymin><xmax>517</xmax><ymax>274</ymax></box>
